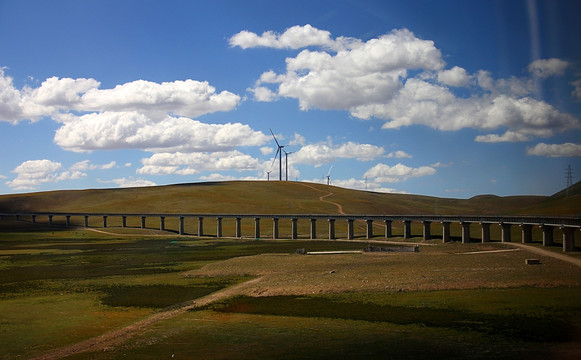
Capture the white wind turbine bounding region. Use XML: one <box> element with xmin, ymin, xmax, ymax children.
<box><xmin>270</xmin><ymin>129</ymin><xmax>284</xmax><ymax>181</ymax></box>
<box><xmin>326</xmin><ymin>164</ymin><xmax>333</xmax><ymax>185</ymax></box>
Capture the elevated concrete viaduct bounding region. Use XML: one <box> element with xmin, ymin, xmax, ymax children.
<box><xmin>1</xmin><ymin>213</ymin><xmax>580</xmax><ymax>252</ymax></box>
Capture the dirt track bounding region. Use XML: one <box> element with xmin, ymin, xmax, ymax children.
<box><xmin>29</xmin><ymin>277</ymin><xmax>263</xmax><ymax>360</ymax></box>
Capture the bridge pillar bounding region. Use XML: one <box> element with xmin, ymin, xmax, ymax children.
<box><xmin>541</xmin><ymin>225</ymin><xmax>554</xmax><ymax>246</ymax></box>
<box><xmin>422</xmin><ymin>221</ymin><xmax>431</xmax><ymax>240</ymax></box>
<box><xmin>500</xmin><ymin>223</ymin><xmax>512</xmax><ymax>242</ymax></box>
<box><xmin>179</xmin><ymin>216</ymin><xmax>185</xmax><ymax>235</ymax></box>
<box><xmin>461</xmin><ymin>222</ymin><xmax>471</xmax><ymax>243</ymax></box>
<box><xmin>291</xmin><ymin>218</ymin><xmax>298</xmax><ymax>240</ymax></box>
<box><xmin>235</xmin><ymin>218</ymin><xmax>242</xmax><ymax>238</ymax></box>
<box><xmin>384</xmin><ymin>220</ymin><xmax>392</xmax><ymax>238</ymax></box>
<box><xmin>347</xmin><ymin>219</ymin><xmax>354</xmax><ymax>240</ymax></box>
<box><xmin>141</xmin><ymin>216</ymin><xmax>146</xmax><ymax>229</ymax></box>
<box><xmin>160</xmin><ymin>216</ymin><xmax>165</xmax><ymax>231</ymax></box>
<box><xmin>84</xmin><ymin>215</ymin><xmax>89</xmax><ymax>227</ymax></box>
<box><xmin>254</xmin><ymin>217</ymin><xmax>261</xmax><ymax>239</ymax></box>
<box><xmin>562</xmin><ymin>227</ymin><xmax>576</xmax><ymax>252</ymax></box>
<box><xmin>216</xmin><ymin>217</ymin><xmax>222</xmax><ymax>238</ymax></box>
<box><xmin>49</xmin><ymin>215</ymin><xmax>53</xmax><ymax>225</ymax></box>
<box><xmin>366</xmin><ymin>219</ymin><xmax>373</xmax><ymax>239</ymax></box>
<box><xmin>481</xmin><ymin>223</ymin><xmax>491</xmax><ymax>243</ymax></box>
<box><xmin>521</xmin><ymin>224</ymin><xmax>533</xmax><ymax>243</ymax></box>
<box><xmin>272</xmin><ymin>218</ymin><xmax>279</xmax><ymax>239</ymax></box>
<box><xmin>102</xmin><ymin>216</ymin><xmax>107</xmax><ymax>228</ymax></box>
<box><xmin>66</xmin><ymin>215</ymin><xmax>71</xmax><ymax>227</ymax></box>
<box><xmin>328</xmin><ymin>219</ymin><xmax>335</xmax><ymax>240</ymax></box>
<box><xmin>441</xmin><ymin>222</ymin><xmax>451</xmax><ymax>243</ymax></box>
<box><xmin>32</xmin><ymin>215</ymin><xmax>37</xmax><ymax>224</ymax></box>
<box><xmin>310</xmin><ymin>218</ymin><xmax>317</xmax><ymax>239</ymax></box>
<box><xmin>198</xmin><ymin>217</ymin><xmax>204</xmax><ymax>236</ymax></box>
<box><xmin>122</xmin><ymin>216</ymin><xmax>127</xmax><ymax>228</ymax></box>
<box><xmin>404</xmin><ymin>220</ymin><xmax>412</xmax><ymax>239</ymax></box>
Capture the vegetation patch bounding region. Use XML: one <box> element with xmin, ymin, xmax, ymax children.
<box><xmin>204</xmin><ymin>289</ymin><xmax>581</xmax><ymax>343</ymax></box>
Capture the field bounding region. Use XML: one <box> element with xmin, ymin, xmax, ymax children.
<box><xmin>1</xmin><ymin>181</ymin><xmax>580</xmax><ymax>359</ymax></box>
<box><xmin>1</xmin><ymin>218</ymin><xmax>581</xmax><ymax>360</ymax></box>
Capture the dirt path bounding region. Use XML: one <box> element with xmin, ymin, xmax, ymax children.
<box><xmin>30</xmin><ymin>277</ymin><xmax>263</xmax><ymax>360</ymax></box>
<box><xmin>507</xmin><ymin>243</ymin><xmax>581</xmax><ymax>268</ymax></box>
<box><xmin>297</xmin><ymin>183</ymin><xmax>345</xmax><ymax>215</ymax></box>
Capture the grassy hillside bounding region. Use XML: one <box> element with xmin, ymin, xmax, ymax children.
<box><xmin>0</xmin><ymin>180</ymin><xmax>579</xmax><ymax>216</ymax></box>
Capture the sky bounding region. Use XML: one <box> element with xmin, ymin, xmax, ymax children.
<box><xmin>1</xmin><ymin>0</ymin><xmax>580</xmax><ymax>198</ymax></box>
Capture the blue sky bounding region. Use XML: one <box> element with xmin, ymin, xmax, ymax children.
<box><xmin>1</xmin><ymin>0</ymin><xmax>580</xmax><ymax>198</ymax></box>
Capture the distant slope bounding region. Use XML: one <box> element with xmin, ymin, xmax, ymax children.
<box><xmin>0</xmin><ymin>181</ymin><xmax>578</xmax><ymax>216</ymax></box>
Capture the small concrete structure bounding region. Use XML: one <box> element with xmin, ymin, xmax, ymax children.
<box><xmin>403</xmin><ymin>220</ymin><xmax>412</xmax><ymax>239</ymax></box>
<box><xmin>500</xmin><ymin>223</ymin><xmax>512</xmax><ymax>242</ymax></box>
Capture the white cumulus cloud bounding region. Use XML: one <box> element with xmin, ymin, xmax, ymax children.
<box><xmin>527</xmin><ymin>58</ymin><xmax>569</xmax><ymax>78</ymax></box>
<box><xmin>54</xmin><ymin>112</ymin><xmax>269</xmax><ymax>153</ymax></box>
<box><xmin>527</xmin><ymin>143</ymin><xmax>581</xmax><ymax>157</ymax></box>
<box><xmin>363</xmin><ymin>163</ymin><xmax>436</xmax><ymax>183</ymax></box>
<box><xmin>291</xmin><ymin>142</ymin><xmax>384</xmax><ymax>167</ymax></box>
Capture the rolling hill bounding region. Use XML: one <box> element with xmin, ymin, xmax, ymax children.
<box><xmin>0</xmin><ymin>180</ymin><xmax>579</xmax><ymax>216</ymax></box>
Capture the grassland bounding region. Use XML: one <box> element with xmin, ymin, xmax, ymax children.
<box><xmin>0</xmin><ymin>181</ymin><xmax>580</xmax><ymax>359</ymax></box>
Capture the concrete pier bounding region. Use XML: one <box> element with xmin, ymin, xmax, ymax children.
<box><xmin>179</xmin><ymin>216</ymin><xmax>184</xmax><ymax>235</ymax></box>
<box><xmin>347</xmin><ymin>219</ymin><xmax>354</xmax><ymax>240</ymax></box>
<box><xmin>541</xmin><ymin>225</ymin><xmax>554</xmax><ymax>246</ymax></box>
<box><xmin>235</xmin><ymin>218</ymin><xmax>242</xmax><ymax>238</ymax></box>
<box><xmin>272</xmin><ymin>218</ymin><xmax>279</xmax><ymax>239</ymax></box>
<box><xmin>384</xmin><ymin>220</ymin><xmax>392</xmax><ymax>238</ymax></box>
<box><xmin>422</xmin><ymin>221</ymin><xmax>431</xmax><ymax>240</ymax></box>
<box><xmin>310</xmin><ymin>218</ymin><xmax>317</xmax><ymax>239</ymax></box>
<box><xmin>84</xmin><ymin>215</ymin><xmax>89</xmax><ymax>227</ymax></box>
<box><xmin>562</xmin><ymin>227</ymin><xmax>576</xmax><ymax>252</ymax></box>
<box><xmin>254</xmin><ymin>217</ymin><xmax>260</xmax><ymax>239</ymax></box>
<box><xmin>366</xmin><ymin>219</ymin><xmax>373</xmax><ymax>239</ymax></box>
<box><xmin>49</xmin><ymin>215</ymin><xmax>53</xmax><ymax>225</ymax></box>
<box><xmin>102</xmin><ymin>216</ymin><xmax>107</xmax><ymax>228</ymax></box>
<box><xmin>442</xmin><ymin>222</ymin><xmax>451</xmax><ymax>243</ymax></box>
<box><xmin>461</xmin><ymin>222</ymin><xmax>471</xmax><ymax>243</ymax></box>
<box><xmin>122</xmin><ymin>216</ymin><xmax>127</xmax><ymax>228</ymax></box>
<box><xmin>141</xmin><ymin>216</ymin><xmax>146</xmax><ymax>229</ymax></box>
<box><xmin>328</xmin><ymin>219</ymin><xmax>335</xmax><ymax>240</ymax></box>
<box><xmin>501</xmin><ymin>223</ymin><xmax>512</xmax><ymax>242</ymax></box>
<box><xmin>32</xmin><ymin>215</ymin><xmax>36</xmax><ymax>224</ymax></box>
<box><xmin>481</xmin><ymin>222</ymin><xmax>491</xmax><ymax>243</ymax></box>
<box><xmin>291</xmin><ymin>218</ymin><xmax>298</xmax><ymax>239</ymax></box>
<box><xmin>216</xmin><ymin>217</ymin><xmax>222</xmax><ymax>238</ymax></box>
<box><xmin>66</xmin><ymin>215</ymin><xmax>71</xmax><ymax>226</ymax></box>
<box><xmin>404</xmin><ymin>220</ymin><xmax>412</xmax><ymax>239</ymax></box>
<box><xmin>198</xmin><ymin>217</ymin><xmax>204</xmax><ymax>236</ymax></box>
<box><xmin>521</xmin><ymin>224</ymin><xmax>533</xmax><ymax>243</ymax></box>
<box><xmin>160</xmin><ymin>216</ymin><xmax>165</xmax><ymax>231</ymax></box>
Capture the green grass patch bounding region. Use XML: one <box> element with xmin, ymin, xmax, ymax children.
<box><xmin>204</xmin><ymin>287</ymin><xmax>581</xmax><ymax>343</ymax></box>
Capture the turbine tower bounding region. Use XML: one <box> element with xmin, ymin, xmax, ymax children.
<box><xmin>270</xmin><ymin>129</ymin><xmax>284</xmax><ymax>181</ymax></box>
<box><xmin>326</xmin><ymin>165</ymin><xmax>333</xmax><ymax>185</ymax></box>
<box><xmin>284</xmin><ymin>150</ymin><xmax>294</xmax><ymax>181</ymax></box>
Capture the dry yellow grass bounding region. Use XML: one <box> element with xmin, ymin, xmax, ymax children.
<box><xmin>185</xmin><ymin>242</ymin><xmax>581</xmax><ymax>296</ymax></box>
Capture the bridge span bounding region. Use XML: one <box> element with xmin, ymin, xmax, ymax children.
<box><xmin>1</xmin><ymin>212</ymin><xmax>580</xmax><ymax>252</ymax></box>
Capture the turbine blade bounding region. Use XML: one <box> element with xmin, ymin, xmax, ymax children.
<box><xmin>271</xmin><ymin>148</ymin><xmax>280</xmax><ymax>167</ymax></box>
<box><xmin>269</xmin><ymin>128</ymin><xmax>281</xmax><ymax>147</ymax></box>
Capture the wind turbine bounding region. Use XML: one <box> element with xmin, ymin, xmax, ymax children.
<box><xmin>326</xmin><ymin>164</ymin><xmax>333</xmax><ymax>185</ymax></box>
<box><xmin>270</xmin><ymin>129</ymin><xmax>284</xmax><ymax>181</ymax></box>
<box><xmin>283</xmin><ymin>149</ymin><xmax>294</xmax><ymax>181</ymax></box>
<box><xmin>267</xmin><ymin>171</ymin><xmax>271</xmax><ymax>181</ymax></box>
